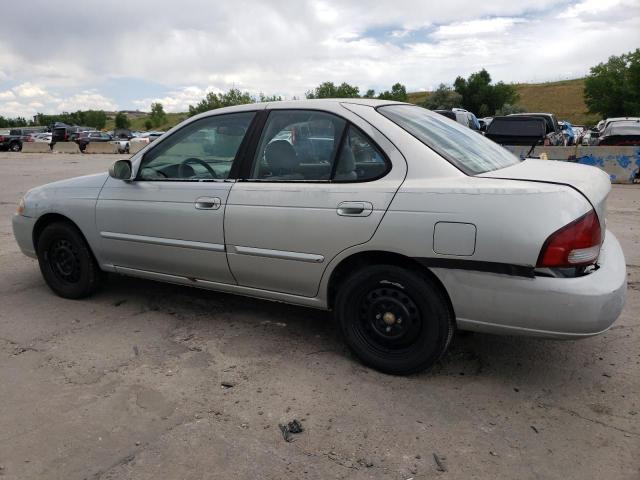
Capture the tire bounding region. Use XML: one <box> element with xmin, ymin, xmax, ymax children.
<box><xmin>10</xmin><ymin>142</ymin><xmax>21</xmax><ymax>152</ymax></box>
<box><xmin>36</xmin><ymin>222</ymin><xmax>103</xmax><ymax>299</ymax></box>
<box><xmin>335</xmin><ymin>265</ymin><xmax>454</xmax><ymax>375</ymax></box>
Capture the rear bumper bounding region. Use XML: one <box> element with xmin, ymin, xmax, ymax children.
<box><xmin>12</xmin><ymin>214</ymin><xmax>37</xmax><ymax>259</ymax></box>
<box><xmin>434</xmin><ymin>231</ymin><xmax>627</xmax><ymax>338</ymax></box>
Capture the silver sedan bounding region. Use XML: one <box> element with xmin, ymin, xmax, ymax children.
<box><xmin>12</xmin><ymin>99</ymin><xmax>627</xmax><ymax>374</ymax></box>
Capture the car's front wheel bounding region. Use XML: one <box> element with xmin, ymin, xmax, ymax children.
<box><xmin>10</xmin><ymin>142</ymin><xmax>21</xmax><ymax>152</ymax></box>
<box><xmin>36</xmin><ymin>222</ymin><xmax>103</xmax><ymax>299</ymax></box>
<box><xmin>335</xmin><ymin>265</ymin><xmax>454</xmax><ymax>375</ymax></box>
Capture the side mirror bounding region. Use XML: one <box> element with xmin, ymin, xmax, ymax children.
<box><xmin>109</xmin><ymin>159</ymin><xmax>133</xmax><ymax>181</ymax></box>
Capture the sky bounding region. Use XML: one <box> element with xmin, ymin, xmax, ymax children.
<box><xmin>0</xmin><ymin>0</ymin><xmax>638</xmax><ymax>118</ymax></box>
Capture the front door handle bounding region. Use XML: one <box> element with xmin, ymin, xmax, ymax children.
<box><xmin>337</xmin><ymin>201</ymin><xmax>373</xmax><ymax>217</ymax></box>
<box><xmin>195</xmin><ymin>196</ymin><xmax>221</xmax><ymax>210</ymax></box>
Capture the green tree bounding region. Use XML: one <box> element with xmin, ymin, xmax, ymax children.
<box><xmin>378</xmin><ymin>83</ymin><xmax>408</xmax><ymax>102</ymax></box>
<box><xmin>258</xmin><ymin>93</ymin><xmax>282</xmax><ymax>102</ymax></box>
<box><xmin>305</xmin><ymin>81</ymin><xmax>360</xmax><ymax>99</ymax></box>
<box><xmin>584</xmin><ymin>49</ymin><xmax>640</xmax><ymax>118</ymax></box>
<box><xmin>422</xmin><ymin>84</ymin><xmax>462</xmax><ymax>110</ymax></box>
<box><xmin>114</xmin><ymin>111</ymin><xmax>130</xmax><ymax>129</ymax></box>
<box><xmin>496</xmin><ymin>103</ymin><xmax>527</xmax><ymax>115</ymax></box>
<box><xmin>453</xmin><ymin>69</ymin><xmax>518</xmax><ymax>116</ymax></box>
<box><xmin>188</xmin><ymin>88</ymin><xmax>254</xmax><ymax>116</ymax></box>
<box><xmin>144</xmin><ymin>119</ymin><xmax>153</xmax><ymax>130</ymax></box>
<box><xmin>149</xmin><ymin>102</ymin><xmax>166</xmax><ymax>127</ymax></box>
<box><xmin>83</xmin><ymin>110</ymin><xmax>107</xmax><ymax>129</ymax></box>
<box><xmin>363</xmin><ymin>89</ymin><xmax>376</xmax><ymax>98</ymax></box>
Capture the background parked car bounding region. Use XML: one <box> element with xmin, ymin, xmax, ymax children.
<box><xmin>452</xmin><ymin>108</ymin><xmax>481</xmax><ymax>131</ymax></box>
<box><xmin>75</xmin><ymin>131</ymin><xmax>113</xmax><ymax>152</ymax></box>
<box><xmin>571</xmin><ymin>124</ymin><xmax>586</xmax><ymax>144</ymax></box>
<box><xmin>559</xmin><ymin>121</ymin><xmax>576</xmax><ymax>146</ymax></box>
<box><xmin>0</xmin><ymin>127</ymin><xmax>46</xmax><ymax>151</ymax></box>
<box><xmin>129</xmin><ymin>131</ymin><xmax>165</xmax><ymax>146</ymax></box>
<box><xmin>597</xmin><ymin>119</ymin><xmax>640</xmax><ymax>146</ymax></box>
<box><xmin>484</xmin><ymin>116</ymin><xmax>548</xmax><ymax>148</ymax></box>
<box><xmin>581</xmin><ymin>128</ymin><xmax>600</xmax><ymax>146</ymax></box>
<box><xmin>509</xmin><ymin>113</ymin><xmax>564</xmax><ymax>145</ymax></box>
<box><xmin>432</xmin><ymin>108</ymin><xmax>481</xmax><ymax>131</ymax></box>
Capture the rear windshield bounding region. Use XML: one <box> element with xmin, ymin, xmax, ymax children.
<box><xmin>378</xmin><ymin>105</ymin><xmax>520</xmax><ymax>174</ymax></box>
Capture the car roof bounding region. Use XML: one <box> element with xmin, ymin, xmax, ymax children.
<box><xmin>510</xmin><ymin>112</ymin><xmax>554</xmax><ymax>118</ymax></box>
<box><xmin>603</xmin><ymin>120</ymin><xmax>640</xmax><ymax>136</ymax></box>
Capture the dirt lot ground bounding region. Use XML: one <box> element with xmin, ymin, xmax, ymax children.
<box><xmin>0</xmin><ymin>152</ymin><xmax>638</xmax><ymax>480</ymax></box>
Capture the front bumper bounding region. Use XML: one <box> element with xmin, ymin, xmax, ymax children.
<box><xmin>12</xmin><ymin>214</ymin><xmax>37</xmax><ymax>259</ymax></box>
<box><xmin>434</xmin><ymin>230</ymin><xmax>627</xmax><ymax>338</ymax></box>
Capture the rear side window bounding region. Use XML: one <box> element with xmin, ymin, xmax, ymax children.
<box><xmin>379</xmin><ymin>105</ymin><xmax>520</xmax><ymax>175</ymax></box>
<box><xmin>334</xmin><ymin>125</ymin><xmax>389</xmax><ymax>182</ymax></box>
<box><xmin>250</xmin><ymin>110</ymin><xmax>389</xmax><ymax>182</ymax></box>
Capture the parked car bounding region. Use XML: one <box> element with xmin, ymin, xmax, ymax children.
<box><xmin>0</xmin><ymin>128</ymin><xmax>45</xmax><ymax>152</ymax></box>
<box><xmin>571</xmin><ymin>124</ymin><xmax>586</xmax><ymax>144</ymax></box>
<box><xmin>559</xmin><ymin>121</ymin><xmax>575</xmax><ymax>146</ymax></box>
<box><xmin>478</xmin><ymin>117</ymin><xmax>493</xmax><ymax>132</ymax></box>
<box><xmin>51</xmin><ymin>124</ymin><xmax>93</xmax><ymax>143</ymax></box>
<box><xmin>452</xmin><ymin>108</ymin><xmax>481</xmax><ymax>130</ymax></box>
<box><xmin>509</xmin><ymin>113</ymin><xmax>564</xmax><ymax>145</ymax></box>
<box><xmin>129</xmin><ymin>131</ymin><xmax>165</xmax><ymax>147</ymax></box>
<box><xmin>484</xmin><ymin>116</ymin><xmax>548</xmax><ymax>147</ymax></box>
<box><xmin>75</xmin><ymin>131</ymin><xmax>113</xmax><ymax>152</ymax></box>
<box><xmin>12</xmin><ymin>100</ymin><xmax>626</xmax><ymax>375</ymax></box>
<box><xmin>433</xmin><ymin>109</ymin><xmax>457</xmax><ymax>121</ymax></box>
<box><xmin>597</xmin><ymin>119</ymin><xmax>640</xmax><ymax>146</ymax></box>
<box><xmin>601</xmin><ymin>117</ymin><xmax>640</xmax><ymax>132</ymax></box>
<box><xmin>433</xmin><ymin>109</ymin><xmax>481</xmax><ymax>131</ymax></box>
<box><xmin>581</xmin><ymin>128</ymin><xmax>600</xmax><ymax>146</ymax></box>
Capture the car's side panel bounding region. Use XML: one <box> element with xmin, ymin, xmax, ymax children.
<box><xmin>21</xmin><ymin>173</ymin><xmax>110</xmax><ymax>264</ymax></box>
<box><xmin>225</xmin><ymin>103</ymin><xmax>408</xmax><ymax>297</ymax></box>
<box><xmin>96</xmin><ymin>178</ymin><xmax>235</xmax><ymax>284</ymax></box>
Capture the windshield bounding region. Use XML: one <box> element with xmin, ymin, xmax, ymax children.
<box><xmin>378</xmin><ymin>105</ymin><xmax>521</xmax><ymax>174</ymax></box>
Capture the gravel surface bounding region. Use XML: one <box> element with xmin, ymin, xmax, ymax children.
<box><xmin>0</xmin><ymin>152</ymin><xmax>638</xmax><ymax>480</ymax></box>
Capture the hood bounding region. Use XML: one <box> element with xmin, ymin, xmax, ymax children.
<box><xmin>480</xmin><ymin>159</ymin><xmax>611</xmax><ymax>225</ymax></box>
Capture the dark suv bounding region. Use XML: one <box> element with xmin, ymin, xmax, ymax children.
<box><xmin>508</xmin><ymin>113</ymin><xmax>564</xmax><ymax>146</ymax></box>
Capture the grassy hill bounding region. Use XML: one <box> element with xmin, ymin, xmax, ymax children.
<box><xmin>408</xmin><ymin>78</ymin><xmax>599</xmax><ymax>126</ymax></box>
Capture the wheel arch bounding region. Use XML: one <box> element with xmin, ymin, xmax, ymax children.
<box><xmin>326</xmin><ymin>250</ymin><xmax>455</xmax><ymax>320</ymax></box>
<box><xmin>33</xmin><ymin>213</ymin><xmax>90</xmax><ymax>252</ymax></box>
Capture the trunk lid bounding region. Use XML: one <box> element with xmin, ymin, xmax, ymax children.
<box><xmin>480</xmin><ymin>159</ymin><xmax>611</xmax><ymax>225</ymax></box>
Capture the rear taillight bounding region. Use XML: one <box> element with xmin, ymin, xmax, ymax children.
<box><xmin>0</xmin><ymin>136</ymin><xmax>4</xmax><ymax>142</ymax></box>
<box><xmin>537</xmin><ymin>210</ymin><xmax>602</xmax><ymax>268</ymax></box>
<box><xmin>64</xmin><ymin>133</ymin><xmax>69</xmax><ymax>141</ymax></box>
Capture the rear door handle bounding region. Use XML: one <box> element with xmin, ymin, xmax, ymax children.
<box><xmin>337</xmin><ymin>201</ymin><xmax>373</xmax><ymax>217</ymax></box>
<box><xmin>195</xmin><ymin>196</ymin><xmax>221</xmax><ymax>210</ymax></box>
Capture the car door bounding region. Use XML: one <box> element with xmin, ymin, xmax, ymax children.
<box><xmin>96</xmin><ymin>111</ymin><xmax>257</xmax><ymax>283</ymax></box>
<box><xmin>224</xmin><ymin>106</ymin><xmax>407</xmax><ymax>297</ymax></box>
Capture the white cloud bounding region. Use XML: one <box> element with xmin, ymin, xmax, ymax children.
<box><xmin>0</xmin><ymin>0</ymin><xmax>638</xmax><ymax>116</ymax></box>
<box><xmin>56</xmin><ymin>90</ymin><xmax>117</xmax><ymax>112</ymax></box>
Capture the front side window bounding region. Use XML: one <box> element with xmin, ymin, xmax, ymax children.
<box><xmin>138</xmin><ymin>112</ymin><xmax>255</xmax><ymax>181</ymax></box>
<box><xmin>379</xmin><ymin>105</ymin><xmax>520</xmax><ymax>175</ymax></box>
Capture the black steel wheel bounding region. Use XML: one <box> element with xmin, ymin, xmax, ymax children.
<box><xmin>36</xmin><ymin>221</ymin><xmax>103</xmax><ymax>299</ymax></box>
<box><xmin>335</xmin><ymin>264</ymin><xmax>454</xmax><ymax>375</ymax></box>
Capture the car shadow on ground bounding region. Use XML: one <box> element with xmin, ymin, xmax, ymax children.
<box><xmin>94</xmin><ymin>273</ymin><xmax>600</xmax><ymax>382</ymax></box>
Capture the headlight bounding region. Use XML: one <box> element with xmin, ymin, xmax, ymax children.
<box><xmin>17</xmin><ymin>197</ymin><xmax>25</xmax><ymax>215</ymax></box>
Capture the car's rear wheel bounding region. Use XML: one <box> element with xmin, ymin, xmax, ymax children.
<box><xmin>10</xmin><ymin>142</ymin><xmax>21</xmax><ymax>152</ymax></box>
<box><xmin>335</xmin><ymin>265</ymin><xmax>454</xmax><ymax>375</ymax></box>
<box><xmin>36</xmin><ymin>222</ymin><xmax>103</xmax><ymax>299</ymax></box>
